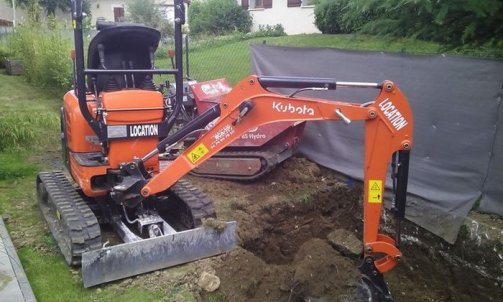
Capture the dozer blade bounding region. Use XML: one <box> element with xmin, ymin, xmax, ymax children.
<box><xmin>82</xmin><ymin>221</ymin><xmax>237</xmax><ymax>287</ymax></box>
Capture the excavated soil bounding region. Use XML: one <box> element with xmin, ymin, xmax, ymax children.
<box><xmin>134</xmin><ymin>156</ymin><xmax>455</xmax><ymax>302</ymax></box>
<box><xmin>188</xmin><ymin>157</ymin><xmax>366</xmax><ymax>301</ymax></box>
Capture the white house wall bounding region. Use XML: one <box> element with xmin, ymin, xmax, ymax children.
<box><xmin>89</xmin><ymin>0</ymin><xmax>127</xmax><ymax>25</ymax></box>
<box><xmin>247</xmin><ymin>0</ymin><xmax>320</xmax><ymax>35</ymax></box>
<box><xmin>0</xmin><ymin>2</ymin><xmax>26</xmax><ymax>24</ymax></box>
<box><xmin>89</xmin><ymin>0</ymin><xmax>176</xmax><ymax>26</ymax></box>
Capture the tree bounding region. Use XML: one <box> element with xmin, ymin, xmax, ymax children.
<box><xmin>10</xmin><ymin>0</ymin><xmax>67</xmax><ymax>15</ymax></box>
<box><xmin>6</xmin><ymin>0</ymin><xmax>91</xmax><ymax>17</ymax></box>
<box><xmin>188</xmin><ymin>0</ymin><xmax>252</xmax><ymax>35</ymax></box>
<box><xmin>125</xmin><ymin>0</ymin><xmax>174</xmax><ymax>38</ymax></box>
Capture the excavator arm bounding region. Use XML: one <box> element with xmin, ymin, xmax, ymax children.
<box><xmin>118</xmin><ymin>75</ymin><xmax>413</xmax><ymax>299</ymax></box>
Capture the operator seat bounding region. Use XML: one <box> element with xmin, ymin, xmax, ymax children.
<box><xmin>87</xmin><ymin>20</ymin><xmax>161</xmax><ymax>94</ymax></box>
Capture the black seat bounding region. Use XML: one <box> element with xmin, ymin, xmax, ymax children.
<box><xmin>87</xmin><ymin>22</ymin><xmax>161</xmax><ymax>94</ymax></box>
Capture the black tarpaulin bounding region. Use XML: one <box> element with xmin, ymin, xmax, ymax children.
<box><xmin>251</xmin><ymin>44</ymin><xmax>503</xmax><ymax>243</ymax></box>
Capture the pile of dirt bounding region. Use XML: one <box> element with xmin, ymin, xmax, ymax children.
<box><xmin>213</xmin><ymin>239</ymin><xmax>362</xmax><ymax>302</ymax></box>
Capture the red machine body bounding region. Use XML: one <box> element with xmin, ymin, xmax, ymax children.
<box><xmin>189</xmin><ymin>79</ymin><xmax>306</xmax><ymax>180</ymax></box>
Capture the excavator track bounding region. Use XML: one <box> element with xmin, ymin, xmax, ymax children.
<box><xmin>156</xmin><ymin>178</ymin><xmax>216</xmax><ymax>230</ymax></box>
<box><xmin>190</xmin><ymin>150</ymin><xmax>285</xmax><ymax>181</ymax></box>
<box><xmin>168</xmin><ymin>178</ymin><xmax>216</xmax><ymax>226</ymax></box>
<box><xmin>37</xmin><ymin>171</ymin><xmax>102</xmax><ymax>266</ymax></box>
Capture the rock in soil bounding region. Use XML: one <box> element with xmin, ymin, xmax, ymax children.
<box><xmin>197</xmin><ymin>271</ymin><xmax>220</xmax><ymax>292</ymax></box>
<box><xmin>327</xmin><ymin>228</ymin><xmax>362</xmax><ymax>258</ymax></box>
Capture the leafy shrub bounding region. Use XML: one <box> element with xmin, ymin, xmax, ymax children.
<box><xmin>314</xmin><ymin>0</ymin><xmax>353</xmax><ymax>34</ymax></box>
<box><xmin>7</xmin><ymin>19</ymin><xmax>72</xmax><ymax>92</ymax></box>
<box><xmin>254</xmin><ymin>24</ymin><xmax>286</xmax><ymax>38</ymax></box>
<box><xmin>188</xmin><ymin>0</ymin><xmax>252</xmax><ymax>35</ymax></box>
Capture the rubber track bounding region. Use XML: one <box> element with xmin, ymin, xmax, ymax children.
<box><xmin>190</xmin><ymin>150</ymin><xmax>278</xmax><ymax>181</ymax></box>
<box><xmin>37</xmin><ymin>171</ymin><xmax>102</xmax><ymax>266</ymax></box>
<box><xmin>169</xmin><ymin>178</ymin><xmax>216</xmax><ymax>227</ymax></box>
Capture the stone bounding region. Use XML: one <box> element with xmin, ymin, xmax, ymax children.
<box><xmin>5</xmin><ymin>60</ymin><xmax>23</xmax><ymax>76</ymax></box>
<box><xmin>197</xmin><ymin>272</ymin><xmax>220</xmax><ymax>292</ymax></box>
<box><xmin>327</xmin><ymin>229</ymin><xmax>362</xmax><ymax>257</ymax></box>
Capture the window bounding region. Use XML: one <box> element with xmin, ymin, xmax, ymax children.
<box><xmin>287</xmin><ymin>0</ymin><xmax>301</xmax><ymax>7</ymax></box>
<box><xmin>250</xmin><ymin>0</ymin><xmax>272</xmax><ymax>9</ymax></box>
<box><xmin>288</xmin><ymin>0</ymin><xmax>314</xmax><ymax>7</ymax></box>
<box><xmin>113</xmin><ymin>7</ymin><xmax>125</xmax><ymax>22</ymax></box>
<box><xmin>241</xmin><ymin>0</ymin><xmax>249</xmax><ymax>10</ymax></box>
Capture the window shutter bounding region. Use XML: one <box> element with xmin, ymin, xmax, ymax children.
<box><xmin>241</xmin><ymin>0</ymin><xmax>249</xmax><ymax>10</ymax></box>
<box><xmin>287</xmin><ymin>0</ymin><xmax>301</xmax><ymax>7</ymax></box>
<box><xmin>264</xmin><ymin>0</ymin><xmax>272</xmax><ymax>9</ymax></box>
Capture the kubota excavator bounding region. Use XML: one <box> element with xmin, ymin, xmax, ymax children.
<box><xmin>36</xmin><ymin>1</ymin><xmax>413</xmax><ymax>300</ymax></box>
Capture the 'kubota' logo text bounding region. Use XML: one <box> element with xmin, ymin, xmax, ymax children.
<box><xmin>272</xmin><ymin>101</ymin><xmax>315</xmax><ymax>116</ymax></box>
<box><xmin>378</xmin><ymin>98</ymin><xmax>408</xmax><ymax>131</ymax></box>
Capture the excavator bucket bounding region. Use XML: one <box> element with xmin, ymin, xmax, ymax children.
<box><xmin>81</xmin><ymin>221</ymin><xmax>236</xmax><ymax>287</ymax></box>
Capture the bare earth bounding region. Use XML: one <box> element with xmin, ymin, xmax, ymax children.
<box><xmin>120</xmin><ymin>156</ymin><xmax>456</xmax><ymax>302</ymax></box>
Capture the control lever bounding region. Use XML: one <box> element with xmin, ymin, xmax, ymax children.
<box><xmin>97</xmin><ymin>44</ymin><xmax>106</xmax><ymax>69</ymax></box>
<box><xmin>149</xmin><ymin>46</ymin><xmax>155</xmax><ymax>69</ymax></box>
<box><xmin>121</xmin><ymin>61</ymin><xmax>128</xmax><ymax>88</ymax></box>
<box><xmin>128</xmin><ymin>61</ymin><xmax>135</xmax><ymax>88</ymax></box>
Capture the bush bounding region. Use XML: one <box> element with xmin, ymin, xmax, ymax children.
<box><xmin>314</xmin><ymin>0</ymin><xmax>353</xmax><ymax>34</ymax></box>
<box><xmin>322</xmin><ymin>0</ymin><xmax>503</xmax><ymax>49</ymax></box>
<box><xmin>254</xmin><ymin>24</ymin><xmax>286</xmax><ymax>38</ymax></box>
<box><xmin>7</xmin><ymin>19</ymin><xmax>72</xmax><ymax>92</ymax></box>
<box><xmin>188</xmin><ymin>0</ymin><xmax>252</xmax><ymax>35</ymax></box>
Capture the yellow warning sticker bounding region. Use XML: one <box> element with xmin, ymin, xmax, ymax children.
<box><xmin>368</xmin><ymin>180</ymin><xmax>383</xmax><ymax>203</ymax></box>
<box><xmin>187</xmin><ymin>143</ymin><xmax>209</xmax><ymax>164</ymax></box>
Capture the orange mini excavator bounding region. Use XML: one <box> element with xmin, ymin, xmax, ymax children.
<box><xmin>36</xmin><ymin>1</ymin><xmax>413</xmax><ymax>300</ymax></box>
